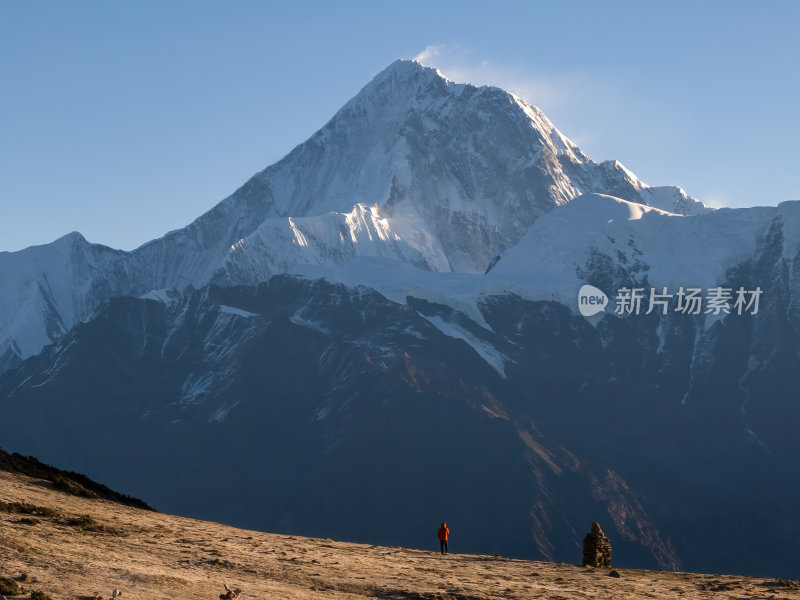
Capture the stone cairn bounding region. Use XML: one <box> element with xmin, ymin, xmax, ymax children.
<box><xmin>582</xmin><ymin>521</ymin><xmax>612</xmax><ymax>567</ymax></box>
<box><xmin>219</xmin><ymin>585</ymin><xmax>242</xmax><ymax>600</ymax></box>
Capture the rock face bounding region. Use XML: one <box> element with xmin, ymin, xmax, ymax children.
<box><xmin>583</xmin><ymin>522</ymin><xmax>612</xmax><ymax>568</ymax></box>
<box><xmin>2</xmin><ymin>264</ymin><xmax>800</xmax><ymax>576</ymax></box>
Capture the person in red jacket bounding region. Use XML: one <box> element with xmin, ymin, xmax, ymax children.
<box><xmin>437</xmin><ymin>521</ymin><xmax>449</xmax><ymax>554</ymax></box>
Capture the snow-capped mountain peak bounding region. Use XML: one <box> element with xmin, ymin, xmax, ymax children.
<box><xmin>0</xmin><ymin>59</ymin><xmax>712</xmax><ymax>366</ymax></box>
<box><xmin>345</xmin><ymin>59</ymin><xmax>453</xmax><ymax>110</ymax></box>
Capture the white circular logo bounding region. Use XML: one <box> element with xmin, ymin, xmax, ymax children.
<box><xmin>578</xmin><ymin>284</ymin><xmax>608</xmax><ymax>317</ymax></box>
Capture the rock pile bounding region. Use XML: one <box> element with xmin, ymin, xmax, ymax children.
<box><xmin>582</xmin><ymin>522</ymin><xmax>612</xmax><ymax>568</ymax></box>
<box><xmin>220</xmin><ymin>584</ymin><xmax>242</xmax><ymax>600</ymax></box>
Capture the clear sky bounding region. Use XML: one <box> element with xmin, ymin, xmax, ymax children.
<box><xmin>1</xmin><ymin>1</ymin><xmax>798</xmax><ymax>252</ymax></box>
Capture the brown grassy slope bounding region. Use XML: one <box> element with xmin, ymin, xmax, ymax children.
<box><xmin>0</xmin><ymin>470</ymin><xmax>798</xmax><ymax>600</ymax></box>
<box><xmin>0</xmin><ymin>449</ymin><xmax>152</xmax><ymax>510</ymax></box>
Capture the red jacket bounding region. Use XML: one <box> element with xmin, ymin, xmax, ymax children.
<box><xmin>437</xmin><ymin>522</ymin><xmax>449</xmax><ymax>541</ymax></box>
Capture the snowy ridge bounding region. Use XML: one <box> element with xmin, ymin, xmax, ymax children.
<box><xmin>216</xmin><ymin>203</ymin><xmax>449</xmax><ymax>285</ymax></box>
<box><xmin>0</xmin><ymin>232</ymin><xmax>127</xmax><ymax>366</ymax></box>
<box><xmin>294</xmin><ymin>195</ymin><xmax>800</xmax><ymax>322</ymax></box>
<box><xmin>420</xmin><ymin>313</ymin><xmax>509</xmax><ymax>377</ymax></box>
<box><xmin>486</xmin><ymin>193</ymin><xmax>773</xmax><ymax>301</ymax></box>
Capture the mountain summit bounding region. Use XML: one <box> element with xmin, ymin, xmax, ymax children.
<box><xmin>214</xmin><ymin>59</ymin><xmax>706</xmax><ymax>275</ymax></box>
<box><xmin>0</xmin><ymin>60</ymin><xmax>707</xmax><ymax>367</ymax></box>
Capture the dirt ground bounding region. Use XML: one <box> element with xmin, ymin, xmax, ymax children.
<box><xmin>1</xmin><ymin>469</ymin><xmax>798</xmax><ymax>600</ymax></box>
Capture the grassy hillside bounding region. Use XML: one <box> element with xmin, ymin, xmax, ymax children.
<box><xmin>0</xmin><ymin>467</ymin><xmax>797</xmax><ymax>600</ymax></box>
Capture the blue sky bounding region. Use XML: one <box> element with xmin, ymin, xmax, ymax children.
<box><xmin>1</xmin><ymin>1</ymin><xmax>798</xmax><ymax>252</ymax></box>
